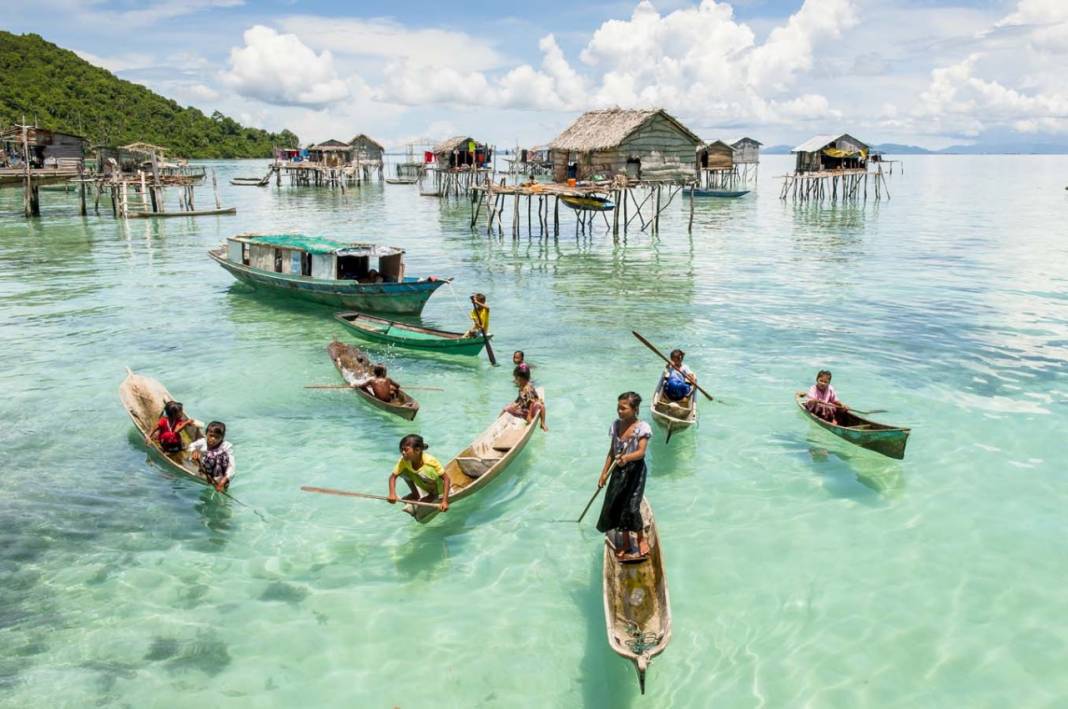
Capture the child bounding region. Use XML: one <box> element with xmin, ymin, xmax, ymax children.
<box><xmin>502</xmin><ymin>365</ymin><xmax>548</xmax><ymax>431</ymax></box>
<box><xmin>662</xmin><ymin>349</ymin><xmax>696</xmax><ymax>402</ymax></box>
<box><xmin>362</xmin><ymin>364</ymin><xmax>399</xmax><ymax>403</ymax></box>
<box><xmin>147</xmin><ymin>401</ymin><xmax>197</xmax><ymax>454</ymax></box>
<box><xmin>596</xmin><ymin>392</ymin><xmax>652</xmax><ymax>561</ymax></box>
<box><xmin>387</xmin><ymin>434</ymin><xmax>450</xmax><ymax>513</ymax></box>
<box><xmin>464</xmin><ymin>293</ymin><xmax>490</xmax><ymax>338</ymax></box>
<box><xmin>800</xmin><ymin>370</ymin><xmax>849</xmax><ymax>424</ymax></box>
<box><xmin>187</xmin><ymin>421</ymin><xmax>234</xmax><ymax>492</ymax></box>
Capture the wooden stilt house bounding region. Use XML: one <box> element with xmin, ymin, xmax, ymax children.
<box><xmin>791</xmin><ymin>134</ymin><xmax>869</xmax><ymax>173</ymax></box>
<box><xmin>348</xmin><ymin>135</ymin><xmax>384</xmax><ymax>163</ymax></box>
<box><xmin>308</xmin><ymin>140</ymin><xmax>354</xmax><ymax>167</ymax></box>
<box><xmin>432</xmin><ymin>136</ymin><xmax>491</xmax><ymax>169</ymax></box>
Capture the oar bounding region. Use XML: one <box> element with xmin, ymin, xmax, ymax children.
<box><xmin>471</xmin><ymin>295</ymin><xmax>498</xmax><ymax>366</ymax></box>
<box><xmin>631</xmin><ymin>330</ymin><xmax>716</xmax><ymax>402</ymax></box>
<box><xmin>215</xmin><ymin>487</ymin><xmax>268</xmax><ymax>522</ymax></box>
<box><xmin>798</xmin><ymin>395</ymin><xmax>886</xmax><ymax>415</ymax></box>
<box><xmin>576</xmin><ymin>461</ymin><xmax>617</xmax><ymax>524</ymax></box>
<box><xmin>300</xmin><ymin>485</ymin><xmax>442</xmax><ymax>509</ymax></box>
<box><xmin>304</xmin><ymin>384</ymin><xmax>444</xmax><ymax>392</ymax></box>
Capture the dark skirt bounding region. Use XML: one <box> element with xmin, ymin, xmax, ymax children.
<box><xmin>596</xmin><ymin>460</ymin><xmax>646</xmax><ymax>533</ymax></box>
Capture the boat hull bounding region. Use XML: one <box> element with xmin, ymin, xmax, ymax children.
<box><xmin>795</xmin><ymin>394</ymin><xmax>909</xmax><ymax>459</ymax></box>
<box><xmin>561</xmin><ymin>195</ymin><xmax>615</xmax><ymax>212</ymax></box>
<box><xmin>327</xmin><ymin>341</ymin><xmax>419</xmax><ymax>420</ymax></box>
<box><xmin>335</xmin><ymin>312</ymin><xmax>488</xmax><ymax>356</ymax></box>
<box><xmin>602</xmin><ymin>498</ymin><xmax>671</xmax><ymax>694</ymax></box>
<box><xmin>683</xmin><ymin>188</ymin><xmax>749</xmax><ymax>198</ymax></box>
<box><xmin>650</xmin><ymin>372</ymin><xmax>697</xmax><ymax>441</ymax></box>
<box><xmin>210</xmin><ymin>250</ymin><xmax>444</xmax><ymax>315</ymax></box>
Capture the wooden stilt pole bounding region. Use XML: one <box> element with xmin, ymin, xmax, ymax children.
<box><xmin>78</xmin><ymin>162</ymin><xmax>87</xmax><ymax>216</ymax></box>
<box><xmin>212</xmin><ymin>169</ymin><xmax>221</xmax><ymax>209</ymax></box>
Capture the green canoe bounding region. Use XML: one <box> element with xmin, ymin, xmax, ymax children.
<box><xmin>335</xmin><ymin>311</ymin><xmax>490</xmax><ymax>357</ymax></box>
<box><xmin>795</xmin><ymin>394</ymin><xmax>910</xmax><ymax>459</ymax></box>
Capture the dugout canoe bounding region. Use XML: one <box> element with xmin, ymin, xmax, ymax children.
<box><xmin>405</xmin><ymin>387</ymin><xmax>545</xmax><ymax>523</ymax></box>
<box><xmin>682</xmin><ymin>187</ymin><xmax>750</xmax><ymax>198</ymax></box>
<box><xmin>560</xmin><ymin>194</ymin><xmax>615</xmax><ymax>212</ymax></box>
<box><xmin>603</xmin><ymin>497</ymin><xmax>672</xmax><ymax>695</ymax></box>
<box><xmin>795</xmin><ymin>394</ymin><xmax>910</xmax><ymax>459</ymax></box>
<box><xmin>385</xmin><ymin>177</ymin><xmax>418</xmax><ymax>185</ymax></box>
<box><xmin>650</xmin><ymin>370</ymin><xmax>697</xmax><ymax>443</ymax></box>
<box><xmin>327</xmin><ymin>340</ymin><xmax>419</xmax><ymax>420</ymax></box>
<box><xmin>335</xmin><ymin>311</ymin><xmax>490</xmax><ymax>357</ymax></box>
<box><xmin>128</xmin><ymin>207</ymin><xmax>237</xmax><ymax>218</ymax></box>
<box><xmin>118</xmin><ymin>369</ymin><xmax>210</xmax><ymax>486</ymax></box>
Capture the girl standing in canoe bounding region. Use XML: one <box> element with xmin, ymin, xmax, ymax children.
<box><xmin>597</xmin><ymin>392</ymin><xmax>652</xmax><ymax>561</ymax></box>
<box><xmin>502</xmin><ymin>365</ymin><xmax>548</xmax><ymax>431</ymax></box>
<box><xmin>387</xmin><ymin>434</ymin><xmax>451</xmax><ymax>513</ymax></box>
<box><xmin>800</xmin><ymin>370</ymin><xmax>849</xmax><ymax>425</ymax></box>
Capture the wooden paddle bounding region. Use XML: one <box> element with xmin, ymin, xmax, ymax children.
<box><xmin>576</xmin><ymin>461</ymin><xmax>617</xmax><ymax>524</ymax></box>
<box><xmin>305</xmin><ymin>384</ymin><xmax>444</xmax><ymax>392</ymax></box>
<box><xmin>631</xmin><ymin>330</ymin><xmax>716</xmax><ymax>402</ymax></box>
<box><xmin>471</xmin><ymin>295</ymin><xmax>498</xmax><ymax>366</ymax></box>
<box><xmin>798</xmin><ymin>395</ymin><xmax>885</xmax><ymax>415</ymax></box>
<box><xmin>300</xmin><ymin>485</ymin><xmax>443</xmax><ymax>509</ymax></box>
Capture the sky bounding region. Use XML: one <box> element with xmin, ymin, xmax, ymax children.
<box><xmin>6</xmin><ymin>0</ymin><xmax>1068</xmax><ymax>149</ymax></box>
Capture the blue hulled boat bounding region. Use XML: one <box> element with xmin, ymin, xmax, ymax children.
<box><xmin>209</xmin><ymin>233</ymin><xmax>449</xmax><ymax>315</ymax></box>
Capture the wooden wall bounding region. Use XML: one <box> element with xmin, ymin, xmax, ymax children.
<box><xmin>552</xmin><ymin>114</ymin><xmax>700</xmax><ymax>181</ymax></box>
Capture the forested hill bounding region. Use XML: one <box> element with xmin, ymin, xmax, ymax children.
<box><xmin>0</xmin><ymin>32</ymin><xmax>299</xmax><ymax>158</ymax></box>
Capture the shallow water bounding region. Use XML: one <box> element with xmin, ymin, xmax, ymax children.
<box><xmin>1</xmin><ymin>155</ymin><xmax>1067</xmax><ymax>707</ymax></box>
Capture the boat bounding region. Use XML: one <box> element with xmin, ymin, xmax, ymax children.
<box><xmin>682</xmin><ymin>187</ymin><xmax>750</xmax><ymax>198</ymax></box>
<box><xmin>118</xmin><ymin>369</ymin><xmax>210</xmax><ymax>486</ymax></box>
<box><xmin>209</xmin><ymin>232</ymin><xmax>448</xmax><ymax>315</ymax></box>
<box><xmin>603</xmin><ymin>497</ymin><xmax>671</xmax><ymax>694</ymax></box>
<box><xmin>327</xmin><ymin>340</ymin><xmax>419</xmax><ymax>420</ymax></box>
<box><xmin>385</xmin><ymin>177</ymin><xmax>418</xmax><ymax>185</ymax></box>
<box><xmin>128</xmin><ymin>207</ymin><xmax>237</xmax><ymax>218</ymax></box>
<box><xmin>795</xmin><ymin>394</ymin><xmax>910</xmax><ymax>459</ymax></box>
<box><xmin>335</xmin><ymin>311</ymin><xmax>490</xmax><ymax>357</ymax></box>
<box><xmin>560</xmin><ymin>194</ymin><xmax>615</xmax><ymax>212</ymax></box>
<box><xmin>650</xmin><ymin>370</ymin><xmax>697</xmax><ymax>442</ymax></box>
<box><xmin>230</xmin><ymin>176</ymin><xmax>269</xmax><ymax>186</ymax></box>
<box><xmin>405</xmin><ymin>387</ymin><xmax>545</xmax><ymax>523</ymax></box>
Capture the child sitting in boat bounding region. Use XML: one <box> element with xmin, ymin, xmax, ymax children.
<box><xmin>464</xmin><ymin>293</ymin><xmax>490</xmax><ymax>338</ymax></box>
<box><xmin>597</xmin><ymin>392</ymin><xmax>652</xmax><ymax>562</ymax></box>
<box><xmin>662</xmin><ymin>349</ymin><xmax>696</xmax><ymax>402</ymax></box>
<box><xmin>187</xmin><ymin>421</ymin><xmax>234</xmax><ymax>492</ymax></box>
<box><xmin>502</xmin><ymin>365</ymin><xmax>548</xmax><ymax>431</ymax></box>
<box><xmin>362</xmin><ymin>364</ymin><xmax>399</xmax><ymax>403</ymax></box>
<box><xmin>387</xmin><ymin>434</ymin><xmax>451</xmax><ymax>513</ymax></box>
<box><xmin>800</xmin><ymin>370</ymin><xmax>849</xmax><ymax>424</ymax></box>
<box><xmin>147</xmin><ymin>401</ymin><xmax>198</xmax><ymax>453</ymax></box>
<box><xmin>357</xmin><ymin>268</ymin><xmax>384</xmax><ymax>284</ymax></box>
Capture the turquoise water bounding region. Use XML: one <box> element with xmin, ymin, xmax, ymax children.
<box><xmin>2</xmin><ymin>156</ymin><xmax>1067</xmax><ymax>707</ymax></box>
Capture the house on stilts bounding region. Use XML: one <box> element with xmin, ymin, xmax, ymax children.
<box><xmin>780</xmin><ymin>133</ymin><xmax>890</xmax><ymax>202</ymax></box>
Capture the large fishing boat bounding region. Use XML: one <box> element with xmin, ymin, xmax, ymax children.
<box><xmin>209</xmin><ymin>232</ymin><xmax>449</xmax><ymax>314</ymax></box>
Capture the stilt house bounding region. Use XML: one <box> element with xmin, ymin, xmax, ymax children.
<box><xmin>433</xmin><ymin>136</ymin><xmax>491</xmax><ymax>169</ymax></box>
<box><xmin>792</xmin><ymin>134</ymin><xmax>869</xmax><ymax>173</ymax></box>
<box><xmin>308</xmin><ymin>140</ymin><xmax>354</xmax><ymax>167</ymax></box>
<box><xmin>697</xmin><ymin>140</ymin><xmax>734</xmax><ymax>170</ymax></box>
<box><xmin>2</xmin><ymin>126</ymin><xmax>87</xmax><ymax>168</ymax></box>
<box><xmin>548</xmin><ymin>108</ymin><xmax>702</xmax><ymax>182</ymax></box>
<box><xmin>348</xmin><ymin>135</ymin><xmax>384</xmax><ymax>163</ymax></box>
<box><xmin>730</xmin><ymin>137</ymin><xmax>762</xmax><ymax>164</ymax></box>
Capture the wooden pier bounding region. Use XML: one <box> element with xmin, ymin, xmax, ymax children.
<box><xmin>778</xmin><ymin>167</ymin><xmax>891</xmax><ymax>203</ymax></box>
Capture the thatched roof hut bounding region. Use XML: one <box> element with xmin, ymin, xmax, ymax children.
<box><xmin>308</xmin><ymin>139</ymin><xmax>354</xmax><ymax>166</ymax></box>
<box><xmin>548</xmin><ymin>108</ymin><xmax>701</xmax><ymax>182</ymax></box>
<box><xmin>432</xmin><ymin>136</ymin><xmax>491</xmax><ymax>169</ymax></box>
<box><xmin>791</xmin><ymin>134</ymin><xmax>869</xmax><ymax>173</ymax></box>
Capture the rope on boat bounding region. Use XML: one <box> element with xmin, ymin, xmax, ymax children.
<box><xmin>624</xmin><ymin>620</ymin><xmax>659</xmax><ymax>655</ymax></box>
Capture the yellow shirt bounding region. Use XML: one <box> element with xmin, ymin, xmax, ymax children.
<box><xmin>469</xmin><ymin>305</ymin><xmax>490</xmax><ymax>333</ymax></box>
<box><xmin>393</xmin><ymin>453</ymin><xmax>445</xmax><ymax>494</ymax></box>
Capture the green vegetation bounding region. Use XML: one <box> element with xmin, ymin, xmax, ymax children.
<box><xmin>0</xmin><ymin>32</ymin><xmax>299</xmax><ymax>158</ymax></box>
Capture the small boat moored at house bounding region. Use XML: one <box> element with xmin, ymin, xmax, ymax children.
<box><xmin>603</xmin><ymin>497</ymin><xmax>671</xmax><ymax>694</ymax></box>
<box><xmin>561</xmin><ymin>194</ymin><xmax>615</xmax><ymax>212</ymax></box>
<box><xmin>795</xmin><ymin>394</ymin><xmax>910</xmax><ymax>459</ymax></box>
<box><xmin>682</xmin><ymin>187</ymin><xmax>750</xmax><ymax>198</ymax></box>
<box><xmin>209</xmin><ymin>232</ymin><xmax>448</xmax><ymax>315</ymax></box>
<box><xmin>335</xmin><ymin>311</ymin><xmax>490</xmax><ymax>357</ymax></box>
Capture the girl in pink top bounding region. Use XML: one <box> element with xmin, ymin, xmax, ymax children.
<box><xmin>801</xmin><ymin>370</ymin><xmax>849</xmax><ymax>424</ymax></box>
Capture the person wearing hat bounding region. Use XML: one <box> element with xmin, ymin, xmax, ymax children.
<box><xmin>464</xmin><ymin>292</ymin><xmax>490</xmax><ymax>338</ymax></box>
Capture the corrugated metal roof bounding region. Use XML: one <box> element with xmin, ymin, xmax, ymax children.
<box><xmin>792</xmin><ymin>134</ymin><xmax>869</xmax><ymax>153</ymax></box>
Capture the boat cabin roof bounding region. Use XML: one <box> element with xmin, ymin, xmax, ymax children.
<box><xmin>230</xmin><ymin>233</ymin><xmax>405</xmax><ymax>258</ymax></box>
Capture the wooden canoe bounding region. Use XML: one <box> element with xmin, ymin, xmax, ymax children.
<box><xmin>560</xmin><ymin>194</ymin><xmax>615</xmax><ymax>212</ymax></box>
<box><xmin>406</xmin><ymin>388</ymin><xmax>545</xmax><ymax>523</ymax></box>
<box><xmin>127</xmin><ymin>207</ymin><xmax>237</xmax><ymax>218</ymax></box>
<box><xmin>327</xmin><ymin>340</ymin><xmax>419</xmax><ymax>420</ymax></box>
<box><xmin>603</xmin><ymin>497</ymin><xmax>671</xmax><ymax>694</ymax></box>
<box><xmin>682</xmin><ymin>187</ymin><xmax>750</xmax><ymax>198</ymax></box>
<box><xmin>118</xmin><ymin>369</ymin><xmax>210</xmax><ymax>486</ymax></box>
<box><xmin>650</xmin><ymin>370</ymin><xmax>697</xmax><ymax>443</ymax></box>
<box><xmin>385</xmin><ymin>177</ymin><xmax>418</xmax><ymax>185</ymax></box>
<box><xmin>230</xmin><ymin>177</ymin><xmax>268</xmax><ymax>186</ymax></box>
<box><xmin>335</xmin><ymin>311</ymin><xmax>489</xmax><ymax>357</ymax></box>
<box><xmin>795</xmin><ymin>394</ymin><xmax>910</xmax><ymax>459</ymax></box>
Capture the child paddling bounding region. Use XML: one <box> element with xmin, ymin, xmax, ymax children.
<box><xmin>464</xmin><ymin>293</ymin><xmax>490</xmax><ymax>338</ymax></box>
<box><xmin>799</xmin><ymin>370</ymin><xmax>849</xmax><ymax>425</ymax></box>
<box><xmin>187</xmin><ymin>421</ymin><xmax>235</xmax><ymax>492</ymax></box>
<box><xmin>662</xmin><ymin>349</ymin><xmax>697</xmax><ymax>402</ymax></box>
<box><xmin>362</xmin><ymin>364</ymin><xmax>400</xmax><ymax>403</ymax></box>
<box><xmin>596</xmin><ymin>392</ymin><xmax>652</xmax><ymax>562</ymax></box>
<box><xmin>387</xmin><ymin>434</ymin><xmax>451</xmax><ymax>513</ymax></box>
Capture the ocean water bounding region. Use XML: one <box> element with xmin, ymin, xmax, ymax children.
<box><xmin>1</xmin><ymin>155</ymin><xmax>1066</xmax><ymax>708</ymax></box>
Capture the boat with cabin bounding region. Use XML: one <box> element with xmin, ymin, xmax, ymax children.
<box><xmin>209</xmin><ymin>232</ymin><xmax>448</xmax><ymax>314</ymax></box>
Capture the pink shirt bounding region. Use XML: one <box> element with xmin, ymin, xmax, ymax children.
<box><xmin>807</xmin><ymin>384</ymin><xmax>838</xmax><ymax>404</ymax></box>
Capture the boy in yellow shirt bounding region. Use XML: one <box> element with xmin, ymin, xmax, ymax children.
<box><xmin>387</xmin><ymin>434</ymin><xmax>451</xmax><ymax>512</ymax></box>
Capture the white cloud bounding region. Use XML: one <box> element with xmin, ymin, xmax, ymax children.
<box><xmin>73</xmin><ymin>49</ymin><xmax>155</xmax><ymax>73</ymax></box>
<box><xmin>278</xmin><ymin>16</ymin><xmax>505</xmax><ymax>72</ymax></box>
<box><xmin>994</xmin><ymin>0</ymin><xmax>1068</xmax><ymax>52</ymax></box>
<box><xmin>220</xmin><ymin>25</ymin><xmax>351</xmax><ymax>107</ymax></box>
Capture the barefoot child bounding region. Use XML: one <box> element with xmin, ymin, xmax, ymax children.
<box><xmin>502</xmin><ymin>365</ymin><xmax>548</xmax><ymax>431</ymax></box>
<box><xmin>387</xmin><ymin>434</ymin><xmax>450</xmax><ymax>513</ymax></box>
<box><xmin>147</xmin><ymin>401</ymin><xmax>198</xmax><ymax>453</ymax></box>
<box><xmin>464</xmin><ymin>293</ymin><xmax>490</xmax><ymax>338</ymax></box>
<box><xmin>596</xmin><ymin>392</ymin><xmax>652</xmax><ymax>561</ymax></box>
<box><xmin>799</xmin><ymin>370</ymin><xmax>849</xmax><ymax>424</ymax></box>
<box><xmin>662</xmin><ymin>349</ymin><xmax>696</xmax><ymax>402</ymax></box>
<box><xmin>362</xmin><ymin>364</ymin><xmax>399</xmax><ymax>403</ymax></box>
<box><xmin>187</xmin><ymin>421</ymin><xmax>235</xmax><ymax>492</ymax></box>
